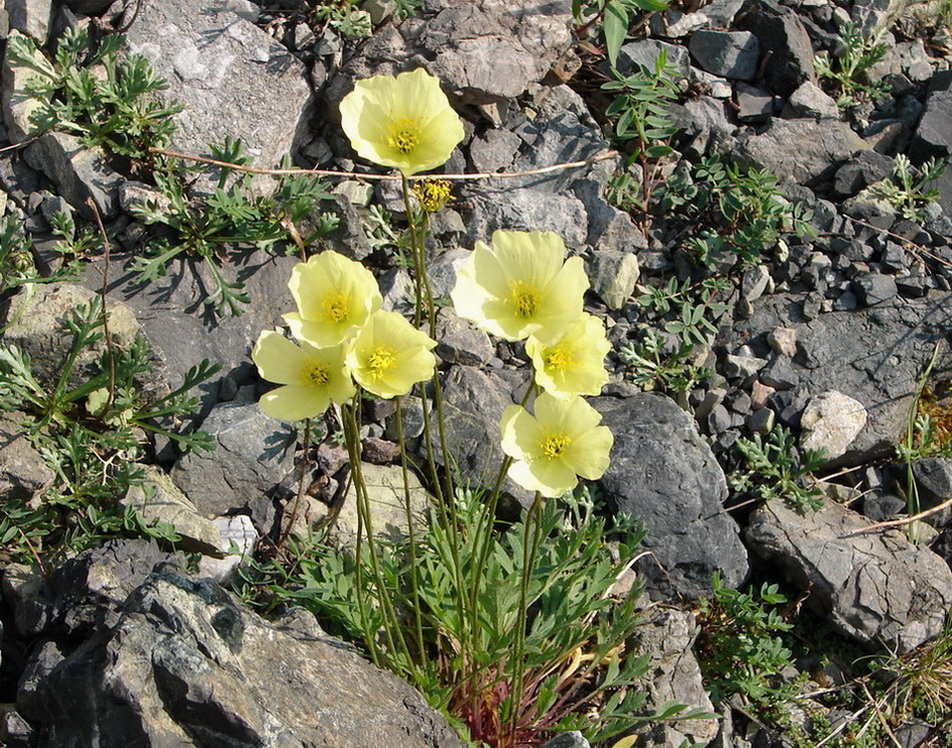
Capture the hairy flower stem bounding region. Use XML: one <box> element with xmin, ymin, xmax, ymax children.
<box><xmin>343</xmin><ymin>399</ymin><xmax>418</xmax><ymax>681</ymax></box>
<box><xmin>395</xmin><ymin>396</ymin><xmax>426</xmax><ymax>660</ymax></box>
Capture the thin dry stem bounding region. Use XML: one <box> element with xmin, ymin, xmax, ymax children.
<box><xmin>841</xmin><ymin>493</ymin><xmax>952</xmax><ymax>537</ymax></box>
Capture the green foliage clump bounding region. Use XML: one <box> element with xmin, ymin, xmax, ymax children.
<box><xmin>870</xmin><ymin>155</ymin><xmax>948</xmax><ymax>224</ymax></box>
<box><xmin>8</xmin><ymin>26</ymin><xmax>182</xmax><ymax>162</ymax></box>
<box><xmin>814</xmin><ymin>23</ymin><xmax>889</xmax><ymax>108</ymax></box>
<box><xmin>573</xmin><ymin>0</ymin><xmax>669</xmax><ymax>68</ymax></box>
<box><xmin>660</xmin><ymin>156</ymin><xmax>816</xmax><ymax>272</ymax></box>
<box><xmin>237</xmin><ymin>488</ymin><xmax>710</xmax><ymax>746</ymax></box>
<box><xmin>0</xmin><ymin>298</ymin><xmax>218</xmax><ymax>564</ymax></box>
<box><xmin>695</xmin><ymin>572</ymin><xmax>796</xmax><ymax>708</ymax></box>
<box><xmin>130</xmin><ymin>138</ymin><xmax>339</xmax><ymax>316</ymax></box>
<box><xmin>730</xmin><ymin>425</ymin><xmax>826</xmax><ymax>513</ymax></box>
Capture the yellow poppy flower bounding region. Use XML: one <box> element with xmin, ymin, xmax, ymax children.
<box><xmin>451</xmin><ymin>230</ymin><xmax>589</xmax><ymax>343</ymax></box>
<box><xmin>345</xmin><ymin>310</ymin><xmax>437</xmax><ymax>399</ymax></box>
<box><xmin>339</xmin><ymin>68</ymin><xmax>465</xmax><ymax>176</ymax></box>
<box><xmin>500</xmin><ymin>393</ymin><xmax>613</xmax><ymax>499</ymax></box>
<box><xmin>526</xmin><ymin>314</ymin><xmax>610</xmax><ymax>398</ymax></box>
<box><xmin>283</xmin><ymin>251</ymin><xmax>382</xmax><ymax>348</ymax></box>
<box><xmin>252</xmin><ymin>331</ymin><xmax>356</xmax><ymax>421</ymax></box>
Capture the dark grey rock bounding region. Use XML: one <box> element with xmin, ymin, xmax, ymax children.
<box><xmin>595</xmin><ymin>393</ymin><xmax>749</xmax><ymax>600</ymax></box>
<box><xmin>735</xmin><ymin>83</ymin><xmax>774</xmax><ymax>123</ymax></box>
<box><xmin>572</xmin><ymin>178</ymin><xmax>648</xmax><ymax>253</ymax></box>
<box><xmin>760</xmin><ymin>356</ymin><xmax>799</xmax><ymax>390</ymax></box>
<box><xmin>734</xmin><ymin>292</ymin><xmax>952</xmax><ymax>462</ymax></box>
<box><xmin>912</xmin><ymin>457</ymin><xmax>952</xmax><ymax>520</ymax></box>
<box><xmin>0</xmin><ymin>412</ymin><xmax>54</xmax><ymax>501</ymax></box>
<box><xmin>122</xmin><ymin>0</ymin><xmax>312</xmax><ymax>169</ymax></box>
<box><xmin>862</xmin><ymin>492</ymin><xmax>907</xmax><ymax>522</ymax></box>
<box><xmin>734</xmin><ymin>118</ymin><xmax>867</xmax><ymax>187</ymax></box>
<box><xmin>896</xmin><ymin>272</ymin><xmax>930</xmax><ymax>298</ymax></box>
<box><xmin>734</xmin><ymin>0</ymin><xmax>817</xmax><ymax>96</ymax></box>
<box><xmin>688</xmin><ymin>30</ymin><xmax>759</xmax><ymax>81</ymax></box>
<box><xmin>435</xmin><ymin>309</ymin><xmax>494</xmax><ymax>366</ymax></box>
<box><xmin>171</xmin><ymin>399</ymin><xmax>296</xmax><ymax>518</ymax></box>
<box><xmin>909</xmin><ymin>70</ymin><xmax>952</xmax><ymax>163</ymax></box>
<box><xmin>658</xmin><ymin>0</ymin><xmax>744</xmax><ymax>37</ymax></box>
<box><xmin>6</xmin><ymin>0</ymin><xmax>50</xmax><ymax>43</ymax></box>
<box><xmin>587</xmin><ymin>250</ymin><xmax>640</xmax><ymax>311</ymax></box>
<box><xmin>746</xmin><ymin>500</ymin><xmax>952</xmax><ymax>652</ymax></box>
<box><xmin>464</xmin><ymin>187</ymin><xmax>589</xmax><ymax>249</ymax></box>
<box><xmin>13</xmin><ymin>539</ymin><xmax>178</xmax><ymax>639</ymax></box>
<box><xmin>328</xmin><ymin>0</ymin><xmax>574</xmax><ymax>107</ymax></box>
<box><xmin>781</xmin><ymin>80</ymin><xmax>839</xmax><ymax>119</ymax></box>
<box><xmin>854</xmin><ymin>272</ymin><xmax>898</xmax><ymax>306</ymax></box>
<box><xmin>20</xmin><ymin>566</ymin><xmax>462</xmax><ymax>747</ymax></box>
<box><xmin>832</xmin><ymin>150</ymin><xmax>896</xmax><ymax>198</ymax></box>
<box><xmin>617</xmin><ymin>39</ymin><xmax>691</xmax><ymax>79</ymax></box>
<box><xmin>677</xmin><ymin>95</ymin><xmax>736</xmax><ymax>157</ymax></box>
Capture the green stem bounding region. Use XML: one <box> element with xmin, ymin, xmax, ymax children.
<box><xmin>905</xmin><ymin>341</ymin><xmax>941</xmax><ymax>544</ymax></box>
<box><xmin>395</xmin><ymin>396</ymin><xmax>426</xmax><ymax>661</ymax></box>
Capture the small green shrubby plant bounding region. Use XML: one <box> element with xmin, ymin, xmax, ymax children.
<box><xmin>573</xmin><ymin>0</ymin><xmax>669</xmax><ymax>68</ymax></box>
<box><xmin>0</xmin><ymin>209</ymin><xmax>94</xmax><ymax>297</ymax></box>
<box><xmin>814</xmin><ymin>23</ymin><xmax>889</xmax><ymax>108</ymax></box>
<box><xmin>695</xmin><ymin>572</ymin><xmax>797</xmax><ymax>708</ymax></box>
<box><xmin>130</xmin><ymin>138</ymin><xmax>338</xmax><ymax>316</ymax></box>
<box><xmin>870</xmin><ymin>154</ymin><xmax>948</xmax><ymax>224</ymax></box>
<box><xmin>660</xmin><ymin>157</ymin><xmax>816</xmax><ymax>272</ymax></box>
<box><xmin>8</xmin><ymin>26</ymin><xmax>182</xmax><ymax>163</ymax></box>
<box><xmin>730</xmin><ymin>425</ymin><xmax>826</xmax><ymax>513</ymax></box>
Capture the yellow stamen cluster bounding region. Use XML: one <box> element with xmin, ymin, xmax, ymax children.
<box><xmin>387</xmin><ymin>118</ymin><xmax>421</xmax><ymax>154</ymax></box>
<box><xmin>323</xmin><ymin>293</ymin><xmax>351</xmax><ymax>323</ymax></box>
<box><xmin>509</xmin><ymin>281</ymin><xmax>541</xmax><ymax>318</ymax></box>
<box><xmin>412</xmin><ymin>179</ymin><xmax>453</xmax><ymax>213</ymax></box>
<box><xmin>540</xmin><ymin>433</ymin><xmax>572</xmax><ymax>459</ymax></box>
<box><xmin>544</xmin><ymin>344</ymin><xmax>575</xmax><ymax>373</ymax></box>
<box><xmin>367</xmin><ymin>345</ymin><xmax>398</xmax><ymax>380</ymax></box>
<box><xmin>304</xmin><ymin>363</ymin><xmax>330</xmax><ymax>386</ymax></box>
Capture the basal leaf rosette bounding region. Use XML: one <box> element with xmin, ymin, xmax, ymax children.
<box><xmin>526</xmin><ymin>314</ymin><xmax>610</xmax><ymax>399</ymax></box>
<box><xmin>283</xmin><ymin>251</ymin><xmax>382</xmax><ymax>348</ymax></box>
<box><xmin>252</xmin><ymin>331</ymin><xmax>356</xmax><ymax>421</ymax></box>
<box><xmin>345</xmin><ymin>310</ymin><xmax>437</xmax><ymax>399</ymax></box>
<box><xmin>451</xmin><ymin>230</ymin><xmax>589</xmax><ymax>343</ymax></box>
<box><xmin>339</xmin><ymin>68</ymin><xmax>465</xmax><ymax>176</ymax></box>
<box><xmin>500</xmin><ymin>393</ymin><xmax>613</xmax><ymax>499</ymax></box>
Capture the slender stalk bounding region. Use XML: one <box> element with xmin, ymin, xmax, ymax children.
<box><xmin>395</xmin><ymin>396</ymin><xmax>426</xmax><ymax>661</ymax></box>
<box><xmin>904</xmin><ymin>341</ymin><xmax>941</xmax><ymax>544</ymax></box>
<box><xmin>275</xmin><ymin>418</ymin><xmax>311</xmax><ymax>551</ymax></box>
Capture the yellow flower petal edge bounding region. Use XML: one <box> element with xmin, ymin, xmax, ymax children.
<box><xmin>339</xmin><ymin>68</ymin><xmax>465</xmax><ymax>176</ymax></box>
<box><xmin>451</xmin><ymin>230</ymin><xmax>589</xmax><ymax>343</ymax></box>
<box><xmin>284</xmin><ymin>251</ymin><xmax>382</xmax><ymax>348</ymax></box>
<box><xmin>499</xmin><ymin>393</ymin><xmax>613</xmax><ymax>498</ymax></box>
<box><xmin>252</xmin><ymin>330</ymin><xmax>356</xmax><ymax>421</ymax></box>
<box><xmin>526</xmin><ymin>314</ymin><xmax>610</xmax><ymax>398</ymax></box>
<box><xmin>345</xmin><ymin>310</ymin><xmax>437</xmax><ymax>399</ymax></box>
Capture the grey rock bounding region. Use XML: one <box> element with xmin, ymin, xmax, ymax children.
<box><xmin>24</xmin><ymin>131</ymin><xmax>121</xmax><ymax>218</ymax></box>
<box><xmin>678</xmin><ymin>95</ymin><xmax>736</xmax><ymax>157</ymax></box>
<box><xmin>854</xmin><ymin>272</ymin><xmax>898</xmax><ymax>306</ymax></box>
<box><xmin>766</xmin><ymin>326</ymin><xmax>798</xmax><ymax>357</ymax></box>
<box><xmin>862</xmin><ymin>492</ymin><xmax>907</xmax><ymax>522</ymax></box>
<box><xmin>2</xmin><ymin>30</ymin><xmax>49</xmax><ymax>142</ymax></box>
<box><xmin>588</xmin><ymin>250</ymin><xmax>640</xmax><ymax>311</ymax></box>
<box><xmin>617</xmin><ymin>39</ymin><xmax>691</xmax><ymax>79</ymax></box>
<box><xmin>661</xmin><ymin>0</ymin><xmax>745</xmax><ymax>37</ymax></box>
<box><xmin>832</xmin><ymin>150</ymin><xmax>895</xmax><ymax>198</ymax></box>
<box><xmin>741</xmin><ymin>265</ymin><xmax>771</xmax><ymax>303</ymax></box>
<box><xmin>20</xmin><ymin>566</ymin><xmax>462</xmax><ymax>747</ymax></box>
<box><xmin>724</xmin><ymin>354</ymin><xmax>767</xmax><ymax>380</ymax></box>
<box><xmin>912</xmin><ymin>457</ymin><xmax>952</xmax><ymax>519</ymax></box>
<box><xmin>735</xmin><ymin>118</ymin><xmax>868</xmax><ymax>187</ymax></box>
<box><xmin>329</xmin><ymin>0</ymin><xmax>573</xmax><ymax>106</ymax></box>
<box><xmin>842</xmin><ymin>187</ymin><xmax>898</xmax><ymax>231</ymax></box>
<box><xmin>469</xmin><ymin>128</ymin><xmax>522</xmax><ymax>173</ymax></box>
<box><xmin>799</xmin><ymin>391</ymin><xmax>868</xmax><ymax>460</ymax></box>
<box><xmin>0</xmin><ymin>411</ymin><xmax>54</xmax><ymax>500</ymax></box>
<box><xmin>120</xmin><ymin>466</ymin><xmax>224</xmax><ymax>556</ymax></box>
<box><xmin>6</xmin><ymin>0</ymin><xmax>51</xmax><ymax>44</ymax></box>
<box><xmin>734</xmin><ymin>0</ymin><xmax>817</xmax><ymax>96</ymax></box>
<box><xmin>690</xmin><ymin>67</ymin><xmax>733</xmax><ymax>98</ymax></box>
<box><xmin>734</xmin><ymin>291</ymin><xmax>952</xmax><ymax>462</ymax></box>
<box><xmin>746</xmin><ymin>500</ymin><xmax>952</xmax><ymax>652</ymax></box>
<box><xmin>14</xmin><ymin>538</ymin><xmax>179</xmax><ymax>638</ymax></box>
<box><xmin>63</xmin><ymin>0</ymin><xmax>113</xmax><ymax>13</ymax></box>
<box><xmin>436</xmin><ymin>309</ymin><xmax>494</xmax><ymax>366</ymax></box>
<box><xmin>781</xmin><ymin>80</ymin><xmax>839</xmax><ymax>119</ymax></box>
<box><xmin>464</xmin><ymin>187</ymin><xmax>588</xmax><ymax>249</ymax></box>
<box><xmin>595</xmin><ymin>393</ymin><xmax>749</xmax><ymax>600</ymax></box>
<box><xmin>735</xmin><ymin>82</ymin><xmax>774</xmax><ymax>123</ymax></box>
<box><xmin>123</xmin><ymin>0</ymin><xmax>312</xmax><ymax>169</ymax></box>
<box><xmin>760</xmin><ymin>355</ymin><xmax>799</xmax><ymax>390</ymax></box>
<box><xmin>628</xmin><ymin>607</ymin><xmax>719</xmax><ymax>746</ymax></box>
<box><xmin>851</xmin><ymin>0</ymin><xmax>916</xmax><ymax>34</ymax></box>
<box><xmin>747</xmin><ymin>406</ymin><xmax>775</xmax><ymax>434</ymax></box>
<box><xmin>542</xmin><ymin>732</ymin><xmax>590</xmax><ymax>748</ymax></box>
<box><xmin>688</xmin><ymin>30</ymin><xmax>759</xmax><ymax>81</ymax></box>
<box><xmin>198</xmin><ymin>514</ymin><xmax>258</xmax><ymax>584</ymax></box>
<box><xmin>171</xmin><ymin>399</ymin><xmax>296</xmax><ymax>518</ymax></box>
<box><xmin>572</xmin><ymin>178</ymin><xmax>648</xmax><ymax>253</ymax></box>
<box><xmin>909</xmin><ymin>70</ymin><xmax>952</xmax><ymax>163</ymax></box>
<box><xmin>0</xmin><ymin>706</ymin><xmax>34</xmax><ymax>746</ymax></box>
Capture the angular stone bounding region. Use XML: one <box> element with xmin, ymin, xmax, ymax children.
<box><xmin>617</xmin><ymin>39</ymin><xmax>691</xmax><ymax>79</ymax></box>
<box><xmin>734</xmin><ymin>118</ymin><xmax>868</xmax><ymax>187</ymax></box>
<box><xmin>735</xmin><ymin>82</ymin><xmax>773</xmax><ymax>123</ymax></box>
<box><xmin>1</xmin><ymin>30</ymin><xmax>49</xmax><ymax>142</ymax></box>
<box><xmin>6</xmin><ymin>0</ymin><xmax>51</xmax><ymax>43</ymax></box>
<box><xmin>688</xmin><ymin>30</ymin><xmax>759</xmax><ymax>81</ymax></box>
<box><xmin>588</xmin><ymin>250</ymin><xmax>640</xmax><ymax>311</ymax></box>
<box><xmin>735</xmin><ymin>0</ymin><xmax>817</xmax><ymax>96</ymax></box>
<box><xmin>661</xmin><ymin>0</ymin><xmax>745</xmax><ymax>37</ymax></box>
<box><xmin>171</xmin><ymin>399</ymin><xmax>296</xmax><ymax>518</ymax></box>
<box><xmin>853</xmin><ymin>272</ymin><xmax>898</xmax><ymax>306</ymax></box>
<box><xmin>909</xmin><ymin>70</ymin><xmax>952</xmax><ymax>163</ymax></box>
<box><xmin>911</xmin><ymin>457</ymin><xmax>952</xmax><ymax>515</ymax></box>
<box><xmin>122</xmin><ymin>0</ymin><xmax>312</xmax><ymax>168</ymax></box>
<box><xmin>832</xmin><ymin>150</ymin><xmax>895</xmax><ymax>198</ymax></box>
<box><xmin>121</xmin><ymin>466</ymin><xmax>224</xmax><ymax>556</ymax></box>
<box><xmin>25</xmin><ymin>131</ymin><xmax>121</xmax><ymax>218</ymax></box>
<box><xmin>20</xmin><ymin>566</ymin><xmax>462</xmax><ymax>747</ymax></box>
<box><xmin>0</xmin><ymin>411</ymin><xmax>54</xmax><ymax>501</ymax></box>
<box><xmin>781</xmin><ymin>81</ymin><xmax>839</xmax><ymax>119</ymax></box>
<box><xmin>436</xmin><ymin>308</ymin><xmax>494</xmax><ymax>366</ymax></box>
<box><xmin>197</xmin><ymin>514</ymin><xmax>258</xmax><ymax>584</ymax></box>
<box><xmin>799</xmin><ymin>391</ymin><xmax>867</xmax><ymax>460</ymax></box>
<box><xmin>595</xmin><ymin>393</ymin><xmax>749</xmax><ymax>600</ymax></box>
<box><xmin>746</xmin><ymin>500</ymin><xmax>952</xmax><ymax>652</ymax></box>
<box><xmin>464</xmin><ymin>187</ymin><xmax>588</xmax><ymax>249</ymax></box>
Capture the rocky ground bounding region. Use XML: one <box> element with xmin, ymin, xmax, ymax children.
<box><xmin>1</xmin><ymin>0</ymin><xmax>952</xmax><ymax>746</ymax></box>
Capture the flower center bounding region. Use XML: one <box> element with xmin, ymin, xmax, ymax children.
<box><xmin>412</xmin><ymin>179</ymin><xmax>453</xmax><ymax>213</ymax></box>
<box><xmin>544</xmin><ymin>343</ymin><xmax>575</xmax><ymax>373</ymax></box>
<box><xmin>509</xmin><ymin>281</ymin><xmax>541</xmax><ymax>318</ymax></box>
<box><xmin>304</xmin><ymin>362</ymin><xmax>330</xmax><ymax>386</ymax></box>
<box><xmin>322</xmin><ymin>293</ymin><xmax>351</xmax><ymax>323</ymax></box>
<box><xmin>387</xmin><ymin>118</ymin><xmax>421</xmax><ymax>154</ymax></box>
<box><xmin>366</xmin><ymin>345</ymin><xmax>398</xmax><ymax>380</ymax></box>
<box><xmin>540</xmin><ymin>433</ymin><xmax>572</xmax><ymax>459</ymax></box>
